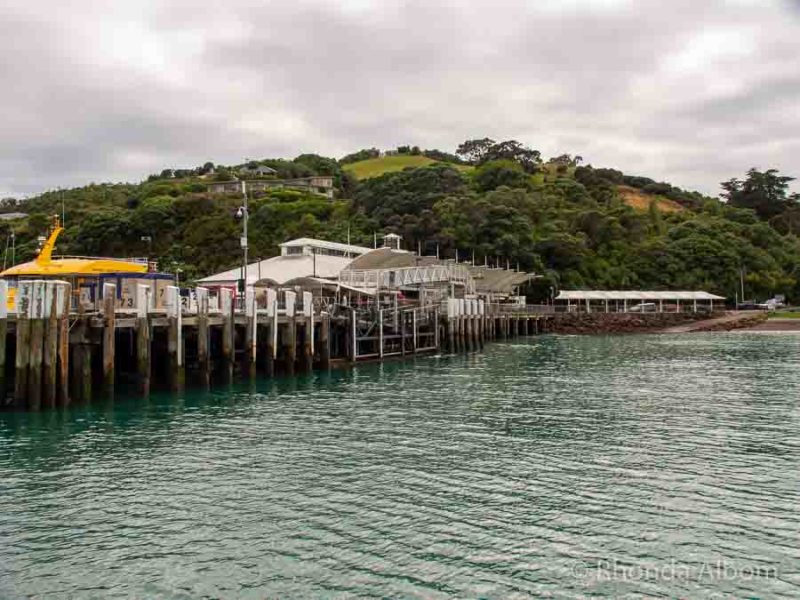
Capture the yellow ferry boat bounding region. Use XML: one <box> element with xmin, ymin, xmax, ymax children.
<box><xmin>1</xmin><ymin>217</ymin><xmax>174</xmax><ymax>310</ymax></box>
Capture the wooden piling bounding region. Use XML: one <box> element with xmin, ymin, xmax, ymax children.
<box><xmin>447</xmin><ymin>318</ymin><xmax>455</xmax><ymax>354</ymax></box>
<box><xmin>102</xmin><ymin>283</ymin><xmax>116</xmax><ymax>394</ymax></box>
<box><xmin>135</xmin><ymin>284</ymin><xmax>151</xmax><ymax>395</ymax></box>
<box><xmin>28</xmin><ymin>282</ymin><xmax>45</xmax><ymax>411</ymax></box>
<box><xmin>264</xmin><ymin>321</ymin><xmax>275</xmax><ymax>377</ymax></box>
<box><xmin>42</xmin><ymin>283</ymin><xmax>59</xmax><ymax>408</ymax></box>
<box><xmin>347</xmin><ymin>307</ymin><xmax>357</xmax><ymax>362</ymax></box>
<box><xmin>434</xmin><ymin>307</ymin><xmax>440</xmax><ymax>351</ymax></box>
<box><xmin>80</xmin><ymin>336</ymin><xmax>92</xmax><ymax>403</ymax></box>
<box><xmin>400</xmin><ymin>310</ymin><xmax>407</xmax><ymax>356</ymax></box>
<box><xmin>196</xmin><ymin>287</ymin><xmax>210</xmax><ymax>388</ymax></box>
<box><xmin>0</xmin><ymin>281</ymin><xmax>7</xmax><ymax>403</ymax></box>
<box><xmin>264</xmin><ymin>288</ymin><xmax>276</xmax><ymax>376</ymax></box>
<box><xmin>14</xmin><ymin>283</ymin><xmax>30</xmax><ymax>406</ymax></box>
<box><xmin>412</xmin><ymin>310</ymin><xmax>418</xmax><ymax>354</ymax></box>
<box><xmin>221</xmin><ymin>288</ymin><xmax>234</xmax><ymax>380</ymax></box>
<box><xmin>302</xmin><ymin>292</ymin><xmax>313</xmax><ymax>372</ymax></box>
<box><xmin>166</xmin><ymin>286</ymin><xmax>184</xmax><ymax>391</ymax></box>
<box><xmin>319</xmin><ymin>312</ymin><xmax>331</xmax><ymax>369</ymax></box>
<box><xmin>302</xmin><ymin>318</ymin><xmax>313</xmax><ymax>372</ymax></box>
<box><xmin>245</xmin><ymin>286</ymin><xmax>257</xmax><ymax>378</ymax></box>
<box><xmin>57</xmin><ymin>284</ymin><xmax>70</xmax><ymax>406</ymax></box>
<box><xmin>70</xmin><ymin>319</ymin><xmax>92</xmax><ymax>404</ymax></box>
<box><xmin>284</xmin><ymin>320</ymin><xmax>296</xmax><ymax>374</ymax></box>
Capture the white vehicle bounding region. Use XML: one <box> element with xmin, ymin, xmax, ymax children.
<box><xmin>629</xmin><ymin>302</ymin><xmax>657</xmax><ymax>313</ymax></box>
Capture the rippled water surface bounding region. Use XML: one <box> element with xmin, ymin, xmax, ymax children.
<box><xmin>2</xmin><ymin>333</ymin><xmax>800</xmax><ymax>598</ymax></box>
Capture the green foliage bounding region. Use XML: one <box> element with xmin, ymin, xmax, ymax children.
<box><xmin>722</xmin><ymin>168</ymin><xmax>798</xmax><ymax>220</ymax></box>
<box><xmin>339</xmin><ymin>148</ymin><xmax>380</xmax><ymax>165</ymax></box>
<box><xmin>5</xmin><ymin>147</ymin><xmax>799</xmax><ymax>303</ymax></box>
<box><xmin>473</xmin><ymin>160</ymin><xmax>532</xmax><ymax>192</ymax></box>
<box><xmin>457</xmin><ymin>138</ymin><xmax>542</xmax><ymax>173</ymax></box>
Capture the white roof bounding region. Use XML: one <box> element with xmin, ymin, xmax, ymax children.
<box><xmin>279</xmin><ymin>238</ymin><xmax>371</xmax><ymax>255</ymax></box>
<box><xmin>198</xmin><ymin>254</ymin><xmax>355</xmax><ymax>285</ymax></box>
<box><xmin>556</xmin><ymin>290</ymin><xmax>725</xmax><ymax>301</ymax></box>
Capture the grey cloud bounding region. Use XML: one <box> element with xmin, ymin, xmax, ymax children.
<box><xmin>1</xmin><ymin>0</ymin><xmax>798</xmax><ymax>198</ymax></box>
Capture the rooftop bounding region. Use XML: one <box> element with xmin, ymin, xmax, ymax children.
<box><xmin>280</xmin><ymin>238</ymin><xmax>371</xmax><ymax>255</ymax></box>
<box><xmin>556</xmin><ymin>290</ymin><xmax>725</xmax><ymax>301</ymax></box>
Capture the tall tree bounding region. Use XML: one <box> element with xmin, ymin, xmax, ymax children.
<box><xmin>456</xmin><ymin>138</ymin><xmax>495</xmax><ymax>164</ymax></box>
<box><xmin>721</xmin><ymin>168</ymin><xmax>797</xmax><ymax>220</ymax></box>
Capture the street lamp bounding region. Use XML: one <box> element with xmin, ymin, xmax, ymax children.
<box><xmin>235</xmin><ymin>181</ymin><xmax>249</xmax><ymax>293</ymax></box>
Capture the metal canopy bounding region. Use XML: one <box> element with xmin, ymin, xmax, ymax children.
<box><xmin>556</xmin><ymin>290</ymin><xmax>725</xmax><ymax>301</ymax></box>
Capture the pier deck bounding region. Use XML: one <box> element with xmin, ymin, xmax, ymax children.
<box><xmin>1</xmin><ymin>280</ymin><xmax>552</xmax><ymax>410</ymax></box>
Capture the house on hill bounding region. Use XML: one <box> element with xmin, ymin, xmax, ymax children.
<box><xmin>207</xmin><ymin>176</ymin><xmax>334</xmax><ymax>199</ymax></box>
<box><xmin>239</xmin><ymin>164</ymin><xmax>278</xmax><ymax>177</ymax></box>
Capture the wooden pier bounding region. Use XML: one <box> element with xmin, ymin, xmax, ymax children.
<box><xmin>1</xmin><ymin>280</ymin><xmax>551</xmax><ymax>410</ymax></box>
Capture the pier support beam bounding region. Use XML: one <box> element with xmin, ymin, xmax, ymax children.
<box><xmin>28</xmin><ymin>281</ymin><xmax>46</xmax><ymax>410</ymax></box>
<box><xmin>57</xmin><ymin>284</ymin><xmax>70</xmax><ymax>405</ymax></box>
<box><xmin>301</xmin><ymin>292</ymin><xmax>313</xmax><ymax>373</ymax></box>
<box><xmin>263</xmin><ymin>288</ymin><xmax>276</xmax><ymax>377</ymax></box>
<box><xmin>102</xmin><ymin>283</ymin><xmax>116</xmax><ymax>395</ymax></box>
<box><xmin>284</xmin><ymin>290</ymin><xmax>297</xmax><ymax>374</ymax></box>
<box><xmin>412</xmin><ymin>310</ymin><xmax>418</xmax><ymax>354</ymax></box>
<box><xmin>0</xmin><ymin>281</ymin><xmax>7</xmax><ymax>403</ymax></box>
<box><xmin>319</xmin><ymin>312</ymin><xmax>331</xmax><ymax>369</ymax></box>
<box><xmin>43</xmin><ymin>283</ymin><xmax>59</xmax><ymax>408</ymax></box>
<box><xmin>245</xmin><ymin>286</ymin><xmax>257</xmax><ymax>378</ymax></box>
<box><xmin>400</xmin><ymin>311</ymin><xmax>407</xmax><ymax>356</ymax></box>
<box><xmin>166</xmin><ymin>286</ymin><xmax>184</xmax><ymax>391</ymax></box>
<box><xmin>70</xmin><ymin>318</ymin><xmax>92</xmax><ymax>404</ymax></box>
<box><xmin>221</xmin><ymin>288</ymin><xmax>234</xmax><ymax>381</ymax></box>
<box><xmin>135</xmin><ymin>285</ymin><xmax>151</xmax><ymax>396</ymax></box>
<box><xmin>448</xmin><ymin>319</ymin><xmax>455</xmax><ymax>354</ymax></box>
<box><xmin>196</xmin><ymin>287</ymin><xmax>210</xmax><ymax>388</ymax></box>
<box><xmin>347</xmin><ymin>307</ymin><xmax>357</xmax><ymax>362</ymax></box>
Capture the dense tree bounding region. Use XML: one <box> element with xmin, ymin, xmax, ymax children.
<box><xmin>456</xmin><ymin>138</ymin><xmax>496</xmax><ymax>164</ymax></box>
<box><xmin>457</xmin><ymin>138</ymin><xmax>542</xmax><ymax>173</ymax></box>
<box><xmin>6</xmin><ymin>148</ymin><xmax>800</xmax><ymax>303</ymax></box>
<box><xmin>721</xmin><ymin>168</ymin><xmax>798</xmax><ymax>220</ymax></box>
<box><xmin>473</xmin><ymin>160</ymin><xmax>531</xmax><ymax>192</ymax></box>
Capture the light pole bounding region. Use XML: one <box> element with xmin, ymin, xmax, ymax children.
<box><xmin>236</xmin><ymin>181</ymin><xmax>249</xmax><ymax>293</ymax></box>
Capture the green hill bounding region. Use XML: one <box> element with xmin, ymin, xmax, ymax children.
<box><xmin>343</xmin><ymin>155</ymin><xmax>472</xmax><ymax>180</ymax></box>
<box><xmin>1</xmin><ymin>142</ymin><xmax>797</xmax><ymax>303</ymax></box>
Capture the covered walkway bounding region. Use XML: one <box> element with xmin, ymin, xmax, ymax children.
<box><xmin>556</xmin><ymin>290</ymin><xmax>726</xmax><ymax>313</ymax></box>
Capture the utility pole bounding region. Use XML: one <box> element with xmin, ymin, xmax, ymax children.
<box><xmin>239</xmin><ymin>181</ymin><xmax>249</xmax><ymax>292</ymax></box>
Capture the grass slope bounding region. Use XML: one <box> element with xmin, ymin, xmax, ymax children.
<box><xmin>343</xmin><ymin>155</ymin><xmax>472</xmax><ymax>179</ymax></box>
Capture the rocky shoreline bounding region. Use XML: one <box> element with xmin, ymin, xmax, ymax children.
<box><xmin>548</xmin><ymin>312</ymin><xmax>714</xmax><ymax>335</ymax></box>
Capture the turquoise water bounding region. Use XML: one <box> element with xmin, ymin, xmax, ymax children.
<box><xmin>1</xmin><ymin>333</ymin><xmax>799</xmax><ymax>598</ymax></box>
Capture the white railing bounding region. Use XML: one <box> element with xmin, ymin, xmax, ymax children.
<box><xmin>340</xmin><ymin>264</ymin><xmax>475</xmax><ymax>293</ymax></box>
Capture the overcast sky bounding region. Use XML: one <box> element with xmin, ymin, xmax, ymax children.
<box><xmin>1</xmin><ymin>0</ymin><xmax>798</xmax><ymax>198</ymax></box>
